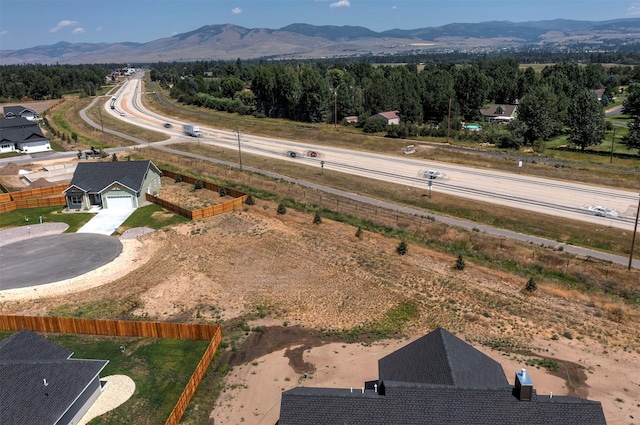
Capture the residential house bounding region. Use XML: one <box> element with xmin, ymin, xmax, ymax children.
<box><xmin>591</xmin><ymin>89</ymin><xmax>605</xmax><ymax>101</ymax></box>
<box><xmin>64</xmin><ymin>160</ymin><xmax>162</xmax><ymax>210</ymax></box>
<box><xmin>3</xmin><ymin>105</ymin><xmax>38</xmax><ymax>121</ymax></box>
<box><xmin>480</xmin><ymin>103</ymin><xmax>518</xmax><ymax>123</ymax></box>
<box><xmin>371</xmin><ymin>111</ymin><xmax>400</xmax><ymax>125</ymax></box>
<box><xmin>277</xmin><ymin>328</ymin><xmax>606</xmax><ymax>424</ymax></box>
<box><xmin>0</xmin><ymin>117</ymin><xmax>52</xmax><ymax>154</ymax></box>
<box><xmin>0</xmin><ymin>328</ymin><xmax>108</xmax><ymax>425</ymax></box>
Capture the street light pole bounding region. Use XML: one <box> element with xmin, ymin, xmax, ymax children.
<box><xmin>628</xmin><ymin>194</ymin><xmax>640</xmax><ymax>270</ymax></box>
<box><xmin>235</xmin><ymin>128</ymin><xmax>243</xmax><ymax>172</ymax></box>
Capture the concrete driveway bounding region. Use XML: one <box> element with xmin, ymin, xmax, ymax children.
<box><xmin>77</xmin><ymin>208</ymin><xmax>135</xmax><ymax>235</ymax></box>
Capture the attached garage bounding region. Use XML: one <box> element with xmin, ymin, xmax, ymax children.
<box><xmin>105</xmin><ymin>195</ymin><xmax>134</xmax><ymax>209</ymax></box>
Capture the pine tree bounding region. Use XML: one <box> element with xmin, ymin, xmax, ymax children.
<box><xmin>313</xmin><ymin>213</ymin><xmax>322</xmax><ymax>224</ymax></box>
<box><xmin>396</xmin><ymin>240</ymin><xmax>408</xmax><ymax>255</ymax></box>
<box><xmin>525</xmin><ymin>277</ymin><xmax>537</xmax><ymax>293</ymax></box>
<box><xmin>277</xmin><ymin>203</ymin><xmax>287</xmax><ymax>215</ymax></box>
<box><xmin>455</xmin><ymin>254</ymin><xmax>466</xmax><ymax>270</ymax></box>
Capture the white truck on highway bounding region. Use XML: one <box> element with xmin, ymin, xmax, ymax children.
<box><xmin>183</xmin><ymin>124</ymin><xmax>201</xmax><ymax>137</ymax></box>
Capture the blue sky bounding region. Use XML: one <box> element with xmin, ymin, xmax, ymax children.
<box><xmin>1</xmin><ymin>0</ymin><xmax>639</xmax><ymax>50</ymax></box>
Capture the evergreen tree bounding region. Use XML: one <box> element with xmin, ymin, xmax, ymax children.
<box><xmin>396</xmin><ymin>240</ymin><xmax>408</xmax><ymax>255</ymax></box>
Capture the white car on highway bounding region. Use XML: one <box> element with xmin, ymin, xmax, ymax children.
<box><xmin>589</xmin><ymin>206</ymin><xmax>618</xmax><ymax>218</ymax></box>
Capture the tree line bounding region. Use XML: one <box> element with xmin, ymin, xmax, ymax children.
<box><xmin>0</xmin><ymin>64</ymin><xmax>114</xmax><ymax>102</ymax></box>
<box><xmin>152</xmin><ymin>58</ymin><xmax>640</xmax><ymax>154</ymax></box>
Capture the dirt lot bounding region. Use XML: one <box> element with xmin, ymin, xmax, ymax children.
<box><xmin>1</xmin><ymin>192</ymin><xmax>639</xmax><ymax>424</ymax></box>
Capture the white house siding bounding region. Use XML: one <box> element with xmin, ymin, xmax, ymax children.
<box><xmin>18</xmin><ymin>139</ymin><xmax>51</xmax><ymax>153</ymax></box>
<box><xmin>0</xmin><ymin>143</ymin><xmax>17</xmax><ymax>154</ymax></box>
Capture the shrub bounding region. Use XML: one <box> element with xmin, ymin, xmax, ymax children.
<box><xmin>313</xmin><ymin>213</ymin><xmax>322</xmax><ymax>224</ymax></box>
<box><xmin>219</xmin><ymin>187</ymin><xmax>227</xmax><ymax>197</ymax></box>
<box><xmin>111</xmin><ymin>153</ymin><xmax>118</xmax><ymax>162</ymax></box>
<box><xmin>194</xmin><ymin>180</ymin><xmax>204</xmax><ymax>190</ymax></box>
<box><xmin>175</xmin><ymin>175</ymin><xmax>183</xmax><ymax>183</ymax></box>
<box><xmin>524</xmin><ymin>277</ymin><xmax>537</xmax><ymax>293</ymax></box>
<box><xmin>355</xmin><ymin>227</ymin><xmax>363</xmax><ymax>239</ymax></box>
<box><xmin>396</xmin><ymin>240</ymin><xmax>408</xmax><ymax>255</ymax></box>
<box><xmin>245</xmin><ymin>194</ymin><xmax>255</xmax><ymax>205</ymax></box>
<box><xmin>277</xmin><ymin>203</ymin><xmax>287</xmax><ymax>215</ymax></box>
<box><xmin>562</xmin><ymin>331</ymin><xmax>573</xmax><ymax>340</ymax></box>
<box><xmin>455</xmin><ymin>254</ymin><xmax>466</xmax><ymax>270</ymax></box>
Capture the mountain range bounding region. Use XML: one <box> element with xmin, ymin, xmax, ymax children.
<box><xmin>1</xmin><ymin>19</ymin><xmax>639</xmax><ymax>65</ymax></box>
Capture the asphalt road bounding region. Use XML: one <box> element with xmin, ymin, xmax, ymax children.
<box><xmin>112</xmin><ymin>75</ymin><xmax>639</xmax><ymax>232</ymax></box>
<box><xmin>0</xmin><ymin>233</ymin><xmax>123</xmax><ymax>289</ymax></box>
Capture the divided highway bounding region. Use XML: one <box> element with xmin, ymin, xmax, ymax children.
<box><xmin>111</xmin><ymin>75</ymin><xmax>639</xmax><ymax>233</ymax></box>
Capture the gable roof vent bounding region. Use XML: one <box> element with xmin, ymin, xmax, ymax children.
<box><xmin>513</xmin><ymin>368</ymin><xmax>533</xmax><ymax>401</ymax></box>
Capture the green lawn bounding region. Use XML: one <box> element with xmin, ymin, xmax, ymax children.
<box><xmin>0</xmin><ymin>331</ymin><xmax>209</xmax><ymax>425</ymax></box>
<box><xmin>0</xmin><ymin>206</ymin><xmax>93</xmax><ymax>232</ymax></box>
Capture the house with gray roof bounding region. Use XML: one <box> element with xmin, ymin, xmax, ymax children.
<box><xmin>64</xmin><ymin>160</ymin><xmax>162</xmax><ymax>210</ymax></box>
<box><xmin>3</xmin><ymin>105</ymin><xmax>38</xmax><ymax>121</ymax></box>
<box><xmin>480</xmin><ymin>103</ymin><xmax>518</xmax><ymax>123</ymax></box>
<box><xmin>0</xmin><ymin>117</ymin><xmax>51</xmax><ymax>154</ymax></box>
<box><xmin>0</xmin><ymin>328</ymin><xmax>108</xmax><ymax>425</ymax></box>
<box><xmin>277</xmin><ymin>328</ymin><xmax>606</xmax><ymax>424</ymax></box>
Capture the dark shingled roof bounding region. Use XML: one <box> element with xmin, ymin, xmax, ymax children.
<box><xmin>0</xmin><ymin>117</ymin><xmax>47</xmax><ymax>144</ymax></box>
<box><xmin>0</xmin><ymin>329</ymin><xmax>108</xmax><ymax>425</ymax></box>
<box><xmin>277</xmin><ymin>328</ymin><xmax>606</xmax><ymax>425</ymax></box>
<box><xmin>378</xmin><ymin>327</ymin><xmax>509</xmax><ymax>388</ymax></box>
<box><xmin>3</xmin><ymin>105</ymin><xmax>37</xmax><ymax>117</ymax></box>
<box><xmin>66</xmin><ymin>160</ymin><xmax>158</xmax><ymax>194</ymax></box>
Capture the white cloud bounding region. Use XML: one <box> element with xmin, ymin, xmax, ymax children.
<box><xmin>49</xmin><ymin>20</ymin><xmax>79</xmax><ymax>33</ymax></box>
<box><xmin>627</xmin><ymin>3</ymin><xmax>640</xmax><ymax>16</ymax></box>
<box><xmin>330</xmin><ymin>0</ymin><xmax>350</xmax><ymax>8</ymax></box>
<box><xmin>96</xmin><ymin>26</ymin><xmax>104</xmax><ymax>32</ymax></box>
<box><xmin>0</xmin><ymin>30</ymin><xmax>8</xmax><ymax>36</ymax></box>
<box><xmin>391</xmin><ymin>5</ymin><xmax>397</xmax><ymax>10</ymax></box>
<box><xmin>72</xmin><ymin>28</ymin><xmax>85</xmax><ymax>34</ymax></box>
<box><xmin>232</xmin><ymin>7</ymin><xmax>242</xmax><ymax>14</ymax></box>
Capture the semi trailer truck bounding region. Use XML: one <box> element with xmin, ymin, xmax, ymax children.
<box><xmin>183</xmin><ymin>124</ymin><xmax>201</xmax><ymax>137</ymax></box>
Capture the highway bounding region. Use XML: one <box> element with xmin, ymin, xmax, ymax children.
<box><xmin>110</xmin><ymin>74</ymin><xmax>640</xmax><ymax>232</ymax></box>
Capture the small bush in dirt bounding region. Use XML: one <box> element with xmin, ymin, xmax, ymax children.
<box><xmin>313</xmin><ymin>213</ymin><xmax>322</xmax><ymax>224</ymax></box>
<box><xmin>277</xmin><ymin>203</ymin><xmax>287</xmax><ymax>215</ymax></box>
<box><xmin>455</xmin><ymin>254</ymin><xmax>466</xmax><ymax>270</ymax></box>
<box><xmin>245</xmin><ymin>194</ymin><xmax>255</xmax><ymax>205</ymax></box>
<box><xmin>396</xmin><ymin>240</ymin><xmax>408</xmax><ymax>255</ymax></box>
<box><xmin>175</xmin><ymin>175</ymin><xmax>183</xmax><ymax>183</ymax></box>
<box><xmin>194</xmin><ymin>180</ymin><xmax>204</xmax><ymax>190</ymax></box>
<box><xmin>562</xmin><ymin>331</ymin><xmax>573</xmax><ymax>340</ymax></box>
<box><xmin>524</xmin><ymin>277</ymin><xmax>537</xmax><ymax>293</ymax></box>
<box><xmin>112</xmin><ymin>153</ymin><xmax>118</xmax><ymax>162</ymax></box>
<box><xmin>355</xmin><ymin>227</ymin><xmax>363</xmax><ymax>239</ymax></box>
<box><xmin>607</xmin><ymin>307</ymin><xmax>626</xmax><ymax>323</ymax></box>
<box><xmin>219</xmin><ymin>187</ymin><xmax>227</xmax><ymax>197</ymax></box>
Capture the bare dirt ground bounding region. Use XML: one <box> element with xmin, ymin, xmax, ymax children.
<box><xmin>1</xmin><ymin>186</ymin><xmax>639</xmax><ymax>424</ymax></box>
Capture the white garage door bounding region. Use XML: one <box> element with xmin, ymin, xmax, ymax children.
<box><xmin>106</xmin><ymin>195</ymin><xmax>134</xmax><ymax>209</ymax></box>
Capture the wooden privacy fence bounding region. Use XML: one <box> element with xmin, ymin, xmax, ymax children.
<box><xmin>0</xmin><ymin>315</ymin><xmax>220</xmax><ymax>340</ymax></box>
<box><xmin>147</xmin><ymin>167</ymin><xmax>248</xmax><ymax>220</ymax></box>
<box><xmin>165</xmin><ymin>333</ymin><xmax>221</xmax><ymax>425</ymax></box>
<box><xmin>8</xmin><ymin>184</ymin><xmax>68</xmax><ymax>200</ymax></box>
<box><xmin>0</xmin><ymin>315</ymin><xmax>223</xmax><ymax>425</ymax></box>
<box><xmin>0</xmin><ymin>184</ymin><xmax>68</xmax><ymax>213</ymax></box>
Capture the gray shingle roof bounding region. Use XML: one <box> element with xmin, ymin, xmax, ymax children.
<box><xmin>0</xmin><ymin>117</ymin><xmax>47</xmax><ymax>144</ymax></box>
<box><xmin>66</xmin><ymin>160</ymin><xmax>159</xmax><ymax>194</ymax></box>
<box><xmin>277</xmin><ymin>328</ymin><xmax>606</xmax><ymax>425</ymax></box>
<box><xmin>378</xmin><ymin>328</ymin><xmax>509</xmax><ymax>388</ymax></box>
<box><xmin>0</xmin><ymin>329</ymin><xmax>108</xmax><ymax>425</ymax></box>
<box><xmin>3</xmin><ymin>106</ymin><xmax>36</xmax><ymax>117</ymax></box>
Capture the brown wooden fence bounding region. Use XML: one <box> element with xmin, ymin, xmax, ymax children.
<box><xmin>0</xmin><ymin>315</ymin><xmax>220</xmax><ymax>340</ymax></box>
<box><xmin>164</xmin><ymin>331</ymin><xmax>222</xmax><ymax>425</ymax></box>
<box><xmin>0</xmin><ymin>315</ymin><xmax>223</xmax><ymax>425</ymax></box>
<box><xmin>0</xmin><ymin>192</ymin><xmax>11</xmax><ymax>203</ymax></box>
<box><xmin>147</xmin><ymin>168</ymin><xmax>248</xmax><ymax>220</ymax></box>
<box><xmin>9</xmin><ymin>184</ymin><xmax>68</xmax><ymax>200</ymax></box>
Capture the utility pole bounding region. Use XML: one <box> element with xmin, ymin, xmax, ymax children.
<box><xmin>628</xmin><ymin>194</ymin><xmax>640</xmax><ymax>270</ymax></box>
<box><xmin>235</xmin><ymin>128</ymin><xmax>243</xmax><ymax>172</ymax></box>
<box><xmin>447</xmin><ymin>98</ymin><xmax>451</xmax><ymax>144</ymax></box>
